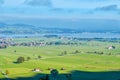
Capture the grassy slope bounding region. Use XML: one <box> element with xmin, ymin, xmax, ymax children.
<box><xmin>0</xmin><ymin>41</ymin><xmax>120</xmax><ymax>78</ymax></box>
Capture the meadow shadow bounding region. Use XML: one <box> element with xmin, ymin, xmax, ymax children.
<box><xmin>1</xmin><ymin>70</ymin><xmax>120</xmax><ymax>80</ymax></box>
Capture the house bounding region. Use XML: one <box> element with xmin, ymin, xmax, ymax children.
<box><xmin>108</xmin><ymin>45</ymin><xmax>116</xmax><ymax>50</ymax></box>
<box><xmin>0</xmin><ymin>44</ymin><xmax>7</xmax><ymax>49</ymax></box>
<box><xmin>33</xmin><ymin>68</ymin><xmax>41</xmax><ymax>72</ymax></box>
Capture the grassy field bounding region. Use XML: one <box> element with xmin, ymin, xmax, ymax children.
<box><xmin>0</xmin><ymin>38</ymin><xmax>120</xmax><ymax>80</ymax></box>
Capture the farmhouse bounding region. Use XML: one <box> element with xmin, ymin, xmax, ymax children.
<box><xmin>108</xmin><ymin>45</ymin><xmax>115</xmax><ymax>50</ymax></box>
<box><xmin>33</xmin><ymin>68</ymin><xmax>42</xmax><ymax>72</ymax></box>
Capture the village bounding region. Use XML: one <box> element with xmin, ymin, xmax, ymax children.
<box><xmin>0</xmin><ymin>37</ymin><xmax>117</xmax><ymax>49</ymax></box>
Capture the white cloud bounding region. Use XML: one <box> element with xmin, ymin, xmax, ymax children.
<box><xmin>0</xmin><ymin>0</ymin><xmax>120</xmax><ymax>19</ymax></box>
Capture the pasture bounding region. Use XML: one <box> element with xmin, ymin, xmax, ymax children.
<box><xmin>0</xmin><ymin>37</ymin><xmax>120</xmax><ymax>80</ymax></box>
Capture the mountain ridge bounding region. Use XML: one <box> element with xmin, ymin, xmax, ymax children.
<box><xmin>0</xmin><ymin>18</ymin><xmax>120</xmax><ymax>34</ymax></box>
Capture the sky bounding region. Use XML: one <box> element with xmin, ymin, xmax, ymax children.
<box><xmin>0</xmin><ymin>0</ymin><xmax>120</xmax><ymax>19</ymax></box>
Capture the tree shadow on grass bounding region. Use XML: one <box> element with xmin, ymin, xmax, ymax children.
<box><xmin>13</xmin><ymin>62</ymin><xmax>19</xmax><ymax>64</ymax></box>
<box><xmin>1</xmin><ymin>70</ymin><xmax>120</xmax><ymax>80</ymax></box>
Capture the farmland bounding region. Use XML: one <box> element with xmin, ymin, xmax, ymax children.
<box><xmin>0</xmin><ymin>37</ymin><xmax>120</xmax><ymax>80</ymax></box>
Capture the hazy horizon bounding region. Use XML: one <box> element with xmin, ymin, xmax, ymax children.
<box><xmin>0</xmin><ymin>0</ymin><xmax>120</xmax><ymax>30</ymax></box>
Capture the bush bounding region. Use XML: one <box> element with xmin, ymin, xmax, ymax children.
<box><xmin>27</xmin><ymin>57</ymin><xmax>31</xmax><ymax>61</ymax></box>
<box><xmin>38</xmin><ymin>56</ymin><xmax>42</xmax><ymax>59</ymax></box>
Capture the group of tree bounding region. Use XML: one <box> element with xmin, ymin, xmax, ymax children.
<box><xmin>71</xmin><ymin>50</ymin><xmax>79</xmax><ymax>54</ymax></box>
<box><xmin>17</xmin><ymin>55</ymin><xmax>42</xmax><ymax>63</ymax></box>
<box><xmin>86</xmin><ymin>51</ymin><xmax>104</xmax><ymax>55</ymax></box>
<box><xmin>58</xmin><ymin>51</ymin><xmax>67</xmax><ymax>56</ymax></box>
<box><xmin>58</xmin><ymin>50</ymin><xmax>114</xmax><ymax>56</ymax></box>
<box><xmin>58</xmin><ymin>50</ymin><xmax>80</xmax><ymax>56</ymax></box>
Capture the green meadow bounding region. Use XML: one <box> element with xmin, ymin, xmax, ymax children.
<box><xmin>0</xmin><ymin>38</ymin><xmax>120</xmax><ymax>80</ymax></box>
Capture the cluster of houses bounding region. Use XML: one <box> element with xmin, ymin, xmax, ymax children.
<box><xmin>0</xmin><ymin>38</ymin><xmax>116</xmax><ymax>50</ymax></box>
<box><xmin>0</xmin><ymin>38</ymin><xmax>8</xmax><ymax>49</ymax></box>
<box><xmin>0</xmin><ymin>38</ymin><xmax>47</xmax><ymax>47</ymax></box>
<box><xmin>12</xmin><ymin>42</ymin><xmax>47</xmax><ymax>47</ymax></box>
<box><xmin>33</xmin><ymin>67</ymin><xmax>66</xmax><ymax>72</ymax></box>
<box><xmin>0</xmin><ymin>37</ymin><xmax>81</xmax><ymax>48</ymax></box>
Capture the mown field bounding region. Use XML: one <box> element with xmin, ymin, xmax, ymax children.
<box><xmin>0</xmin><ymin>38</ymin><xmax>120</xmax><ymax>80</ymax></box>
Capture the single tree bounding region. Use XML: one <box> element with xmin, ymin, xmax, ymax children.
<box><xmin>63</xmin><ymin>51</ymin><xmax>67</xmax><ymax>55</ymax></box>
<box><xmin>6</xmin><ymin>70</ymin><xmax>9</xmax><ymax>75</ymax></box>
<box><xmin>17</xmin><ymin>57</ymin><xmax>25</xmax><ymax>63</ymax></box>
<box><xmin>38</xmin><ymin>56</ymin><xmax>42</xmax><ymax>59</ymax></box>
<box><xmin>75</xmin><ymin>50</ymin><xmax>79</xmax><ymax>54</ymax></box>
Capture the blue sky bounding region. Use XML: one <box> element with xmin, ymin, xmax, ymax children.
<box><xmin>0</xmin><ymin>0</ymin><xmax>120</xmax><ymax>19</ymax></box>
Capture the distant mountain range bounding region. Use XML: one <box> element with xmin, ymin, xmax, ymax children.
<box><xmin>0</xmin><ymin>18</ymin><xmax>120</xmax><ymax>34</ymax></box>
<box><xmin>0</xmin><ymin>22</ymin><xmax>78</xmax><ymax>34</ymax></box>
